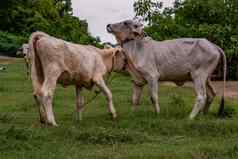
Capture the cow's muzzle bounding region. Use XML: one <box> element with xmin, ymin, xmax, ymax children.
<box><xmin>106</xmin><ymin>24</ymin><xmax>113</xmax><ymax>33</ymax></box>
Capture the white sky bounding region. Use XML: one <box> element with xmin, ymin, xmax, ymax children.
<box><xmin>72</xmin><ymin>0</ymin><xmax>174</xmax><ymax>43</ymax></box>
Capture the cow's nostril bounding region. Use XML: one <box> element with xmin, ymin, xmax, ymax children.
<box><xmin>106</xmin><ymin>24</ymin><xmax>112</xmax><ymax>33</ymax></box>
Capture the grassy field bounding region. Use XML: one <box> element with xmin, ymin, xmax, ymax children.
<box><xmin>1</xmin><ymin>61</ymin><xmax>238</xmax><ymax>159</ymax></box>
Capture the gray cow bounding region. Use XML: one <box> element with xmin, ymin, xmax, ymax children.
<box><xmin>107</xmin><ymin>20</ymin><xmax>226</xmax><ymax>119</ymax></box>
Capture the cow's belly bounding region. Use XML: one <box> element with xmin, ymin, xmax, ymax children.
<box><xmin>57</xmin><ymin>71</ymin><xmax>93</xmax><ymax>88</ymax></box>
<box><xmin>159</xmin><ymin>67</ymin><xmax>191</xmax><ymax>82</ymax></box>
<box><xmin>159</xmin><ymin>73</ymin><xmax>191</xmax><ymax>82</ymax></box>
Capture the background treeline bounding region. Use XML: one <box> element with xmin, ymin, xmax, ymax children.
<box><xmin>0</xmin><ymin>0</ymin><xmax>100</xmax><ymax>57</ymax></box>
<box><xmin>1</xmin><ymin>0</ymin><xmax>238</xmax><ymax>79</ymax></box>
<box><xmin>134</xmin><ymin>0</ymin><xmax>238</xmax><ymax>80</ymax></box>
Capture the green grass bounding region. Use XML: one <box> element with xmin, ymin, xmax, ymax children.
<box><xmin>1</xmin><ymin>61</ymin><xmax>238</xmax><ymax>159</ymax></box>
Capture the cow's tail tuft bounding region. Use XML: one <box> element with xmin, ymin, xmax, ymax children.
<box><xmin>216</xmin><ymin>46</ymin><xmax>227</xmax><ymax>117</ymax></box>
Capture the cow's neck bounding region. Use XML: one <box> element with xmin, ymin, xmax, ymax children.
<box><xmin>121</xmin><ymin>35</ymin><xmax>145</xmax><ymax>47</ymax></box>
<box><xmin>121</xmin><ymin>40</ymin><xmax>139</xmax><ymax>55</ymax></box>
<box><xmin>120</xmin><ymin>40</ymin><xmax>146</xmax><ymax>85</ymax></box>
<box><xmin>121</xmin><ymin>39</ymin><xmax>134</xmax><ymax>47</ymax></box>
<box><xmin>101</xmin><ymin>53</ymin><xmax>114</xmax><ymax>73</ymax></box>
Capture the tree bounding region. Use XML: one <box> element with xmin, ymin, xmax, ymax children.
<box><xmin>134</xmin><ymin>0</ymin><xmax>162</xmax><ymax>24</ymax></box>
<box><xmin>54</xmin><ymin>0</ymin><xmax>73</xmax><ymax>17</ymax></box>
<box><xmin>0</xmin><ymin>0</ymin><xmax>101</xmax><ymax>56</ymax></box>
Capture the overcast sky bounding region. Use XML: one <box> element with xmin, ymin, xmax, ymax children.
<box><xmin>72</xmin><ymin>0</ymin><xmax>174</xmax><ymax>43</ymax></box>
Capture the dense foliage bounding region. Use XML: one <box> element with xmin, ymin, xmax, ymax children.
<box><xmin>0</xmin><ymin>0</ymin><xmax>100</xmax><ymax>56</ymax></box>
<box><xmin>134</xmin><ymin>0</ymin><xmax>238</xmax><ymax>79</ymax></box>
<box><xmin>0</xmin><ymin>31</ymin><xmax>26</xmax><ymax>57</ymax></box>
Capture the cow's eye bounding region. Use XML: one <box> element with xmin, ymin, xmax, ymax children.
<box><xmin>134</xmin><ymin>25</ymin><xmax>138</xmax><ymax>28</ymax></box>
<box><xmin>124</xmin><ymin>22</ymin><xmax>128</xmax><ymax>26</ymax></box>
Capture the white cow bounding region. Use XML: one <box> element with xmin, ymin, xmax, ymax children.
<box><xmin>28</xmin><ymin>31</ymin><xmax>126</xmax><ymax>126</ymax></box>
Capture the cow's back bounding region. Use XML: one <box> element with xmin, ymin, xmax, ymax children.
<box><xmin>155</xmin><ymin>39</ymin><xmax>218</xmax><ymax>69</ymax></box>
<box><xmin>35</xmin><ymin>37</ymin><xmax>107</xmax><ymax>86</ymax></box>
<box><xmin>123</xmin><ymin>38</ymin><xmax>220</xmax><ymax>81</ymax></box>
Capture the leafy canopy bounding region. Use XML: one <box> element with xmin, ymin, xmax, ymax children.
<box><xmin>0</xmin><ymin>0</ymin><xmax>101</xmax><ymax>56</ymax></box>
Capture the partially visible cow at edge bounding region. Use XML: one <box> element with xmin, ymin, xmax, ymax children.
<box><xmin>17</xmin><ymin>44</ymin><xmax>30</xmax><ymax>76</ymax></box>
<box><xmin>107</xmin><ymin>20</ymin><xmax>227</xmax><ymax>119</ymax></box>
<box><xmin>28</xmin><ymin>31</ymin><xmax>126</xmax><ymax>126</ymax></box>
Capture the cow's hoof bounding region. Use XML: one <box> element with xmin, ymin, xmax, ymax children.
<box><xmin>50</xmin><ymin>123</ymin><xmax>58</xmax><ymax>127</ymax></box>
<box><xmin>154</xmin><ymin>110</ymin><xmax>160</xmax><ymax>115</ymax></box>
<box><xmin>76</xmin><ymin>112</ymin><xmax>83</xmax><ymax>121</ymax></box>
<box><xmin>132</xmin><ymin>100</ymin><xmax>140</xmax><ymax>106</ymax></box>
<box><xmin>39</xmin><ymin>121</ymin><xmax>58</xmax><ymax>127</ymax></box>
<box><xmin>39</xmin><ymin>117</ymin><xmax>48</xmax><ymax>125</ymax></box>
<box><xmin>189</xmin><ymin>115</ymin><xmax>195</xmax><ymax>120</ymax></box>
<box><xmin>132</xmin><ymin>105</ymin><xmax>139</xmax><ymax>112</ymax></box>
<box><xmin>111</xmin><ymin>113</ymin><xmax>117</xmax><ymax>120</ymax></box>
<box><xmin>154</xmin><ymin>113</ymin><xmax>159</xmax><ymax>116</ymax></box>
<box><xmin>40</xmin><ymin>119</ymin><xmax>45</xmax><ymax>124</ymax></box>
<box><xmin>45</xmin><ymin>121</ymin><xmax>58</xmax><ymax>127</ymax></box>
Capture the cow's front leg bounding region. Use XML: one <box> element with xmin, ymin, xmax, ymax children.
<box><xmin>132</xmin><ymin>82</ymin><xmax>143</xmax><ymax>110</ymax></box>
<box><xmin>76</xmin><ymin>86</ymin><xmax>84</xmax><ymax>121</ymax></box>
<box><xmin>147</xmin><ymin>77</ymin><xmax>160</xmax><ymax>114</ymax></box>
<box><xmin>95</xmin><ymin>77</ymin><xmax>117</xmax><ymax>119</ymax></box>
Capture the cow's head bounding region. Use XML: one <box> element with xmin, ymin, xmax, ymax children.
<box><xmin>101</xmin><ymin>47</ymin><xmax>127</xmax><ymax>73</ymax></box>
<box><xmin>107</xmin><ymin>20</ymin><xmax>144</xmax><ymax>44</ymax></box>
<box><xmin>17</xmin><ymin>44</ymin><xmax>29</xmax><ymax>58</ymax></box>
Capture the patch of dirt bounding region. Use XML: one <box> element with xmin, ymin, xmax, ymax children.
<box><xmin>162</xmin><ymin>81</ymin><xmax>238</xmax><ymax>100</ymax></box>
<box><xmin>0</xmin><ymin>55</ymin><xmax>19</xmax><ymax>64</ymax></box>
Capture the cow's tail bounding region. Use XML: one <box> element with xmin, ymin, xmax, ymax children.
<box><xmin>215</xmin><ymin>45</ymin><xmax>227</xmax><ymax>117</ymax></box>
<box><xmin>28</xmin><ymin>31</ymin><xmax>49</xmax><ymax>90</ymax></box>
<box><xmin>29</xmin><ymin>31</ymin><xmax>49</xmax><ymax>58</ymax></box>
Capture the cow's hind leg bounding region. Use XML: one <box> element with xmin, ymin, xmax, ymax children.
<box><xmin>76</xmin><ymin>86</ymin><xmax>84</xmax><ymax>121</ymax></box>
<box><xmin>32</xmin><ymin>76</ymin><xmax>46</xmax><ymax>124</ymax></box>
<box><xmin>132</xmin><ymin>82</ymin><xmax>144</xmax><ymax>111</ymax></box>
<box><xmin>36</xmin><ymin>71</ymin><xmax>60</xmax><ymax>126</ymax></box>
<box><xmin>34</xmin><ymin>94</ymin><xmax>46</xmax><ymax>124</ymax></box>
<box><xmin>189</xmin><ymin>73</ymin><xmax>207</xmax><ymax>119</ymax></box>
<box><xmin>147</xmin><ymin>77</ymin><xmax>160</xmax><ymax>114</ymax></box>
<box><xmin>203</xmin><ymin>80</ymin><xmax>216</xmax><ymax>114</ymax></box>
<box><xmin>37</xmin><ymin>80</ymin><xmax>57</xmax><ymax>126</ymax></box>
<box><xmin>95</xmin><ymin>77</ymin><xmax>117</xmax><ymax>119</ymax></box>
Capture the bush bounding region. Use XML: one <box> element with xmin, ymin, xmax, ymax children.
<box><xmin>0</xmin><ymin>31</ymin><xmax>26</xmax><ymax>57</ymax></box>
